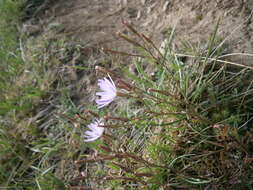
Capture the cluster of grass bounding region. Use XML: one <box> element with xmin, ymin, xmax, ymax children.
<box><xmin>0</xmin><ymin>1</ymin><xmax>91</xmax><ymax>189</ymax></box>
<box><xmin>0</xmin><ymin>1</ymin><xmax>37</xmax><ymax>188</ymax></box>
<box><xmin>73</xmin><ymin>23</ymin><xmax>253</xmax><ymax>189</ymax></box>
<box><xmin>0</xmin><ymin>0</ymin><xmax>25</xmax><ymax>114</ymax></box>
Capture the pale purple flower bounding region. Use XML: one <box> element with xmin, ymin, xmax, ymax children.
<box><xmin>96</xmin><ymin>74</ymin><xmax>116</xmax><ymax>108</ymax></box>
<box><xmin>84</xmin><ymin>119</ymin><xmax>104</xmax><ymax>142</ymax></box>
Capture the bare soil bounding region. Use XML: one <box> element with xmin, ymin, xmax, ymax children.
<box><xmin>24</xmin><ymin>0</ymin><xmax>253</xmax><ymax>63</ymax></box>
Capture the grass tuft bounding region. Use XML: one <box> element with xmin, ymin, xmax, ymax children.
<box><xmin>73</xmin><ymin>23</ymin><xmax>253</xmax><ymax>189</ymax></box>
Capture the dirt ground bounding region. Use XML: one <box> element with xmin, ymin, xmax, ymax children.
<box><xmin>24</xmin><ymin>0</ymin><xmax>253</xmax><ymax>64</ymax></box>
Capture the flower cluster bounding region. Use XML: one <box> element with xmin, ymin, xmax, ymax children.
<box><xmin>84</xmin><ymin>74</ymin><xmax>117</xmax><ymax>142</ymax></box>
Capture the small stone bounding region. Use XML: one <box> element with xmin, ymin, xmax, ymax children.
<box><xmin>163</xmin><ymin>1</ymin><xmax>170</xmax><ymax>12</ymax></box>
<box><xmin>127</xmin><ymin>7</ymin><xmax>138</xmax><ymax>18</ymax></box>
<box><xmin>136</xmin><ymin>10</ymin><xmax>142</xmax><ymax>20</ymax></box>
<box><xmin>121</xmin><ymin>0</ymin><xmax>128</xmax><ymax>6</ymax></box>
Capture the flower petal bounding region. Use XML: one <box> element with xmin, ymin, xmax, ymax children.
<box><xmin>84</xmin><ymin>120</ymin><xmax>104</xmax><ymax>142</ymax></box>
<box><xmin>96</xmin><ymin>74</ymin><xmax>117</xmax><ymax>109</ymax></box>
